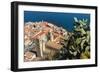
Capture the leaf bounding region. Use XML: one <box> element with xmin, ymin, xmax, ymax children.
<box><xmin>76</xmin><ymin>38</ymin><xmax>81</xmax><ymax>45</ymax></box>
<box><xmin>85</xmin><ymin>46</ymin><xmax>90</xmax><ymax>51</ymax></box>
<box><xmin>74</xmin><ymin>17</ymin><xmax>78</xmax><ymax>22</ymax></box>
<box><xmin>74</xmin><ymin>26</ymin><xmax>76</xmax><ymax>28</ymax></box>
<box><xmin>84</xmin><ymin>50</ymin><xmax>90</xmax><ymax>58</ymax></box>
<box><xmin>73</xmin><ymin>51</ymin><xmax>77</xmax><ymax>56</ymax></box>
<box><xmin>80</xmin><ymin>53</ymin><xmax>88</xmax><ymax>59</ymax></box>
<box><xmin>69</xmin><ymin>50</ymin><xmax>74</xmax><ymax>55</ymax></box>
<box><xmin>81</xmin><ymin>38</ymin><xmax>86</xmax><ymax>50</ymax></box>
<box><xmin>85</xmin><ymin>19</ymin><xmax>88</xmax><ymax>23</ymax></box>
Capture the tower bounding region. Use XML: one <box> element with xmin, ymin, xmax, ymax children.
<box><xmin>50</xmin><ymin>29</ymin><xmax>54</xmax><ymax>41</ymax></box>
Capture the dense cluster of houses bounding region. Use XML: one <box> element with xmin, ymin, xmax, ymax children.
<box><xmin>24</xmin><ymin>21</ymin><xmax>69</xmax><ymax>62</ymax></box>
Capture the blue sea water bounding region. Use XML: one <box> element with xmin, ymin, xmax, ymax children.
<box><xmin>24</xmin><ymin>11</ymin><xmax>90</xmax><ymax>32</ymax></box>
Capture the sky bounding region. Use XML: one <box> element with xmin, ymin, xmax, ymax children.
<box><xmin>24</xmin><ymin>11</ymin><xmax>90</xmax><ymax>32</ymax></box>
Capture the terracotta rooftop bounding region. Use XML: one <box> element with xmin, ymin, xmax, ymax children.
<box><xmin>32</xmin><ymin>29</ymin><xmax>50</xmax><ymax>39</ymax></box>
<box><xmin>46</xmin><ymin>41</ymin><xmax>62</xmax><ymax>50</ymax></box>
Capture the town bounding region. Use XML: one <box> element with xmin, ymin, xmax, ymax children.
<box><xmin>24</xmin><ymin>21</ymin><xmax>70</xmax><ymax>62</ymax></box>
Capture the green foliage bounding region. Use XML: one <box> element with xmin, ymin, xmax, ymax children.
<box><xmin>49</xmin><ymin>17</ymin><xmax>90</xmax><ymax>60</ymax></box>
<box><xmin>66</xmin><ymin>17</ymin><xmax>90</xmax><ymax>59</ymax></box>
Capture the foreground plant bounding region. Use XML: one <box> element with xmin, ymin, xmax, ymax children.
<box><xmin>53</xmin><ymin>17</ymin><xmax>90</xmax><ymax>60</ymax></box>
